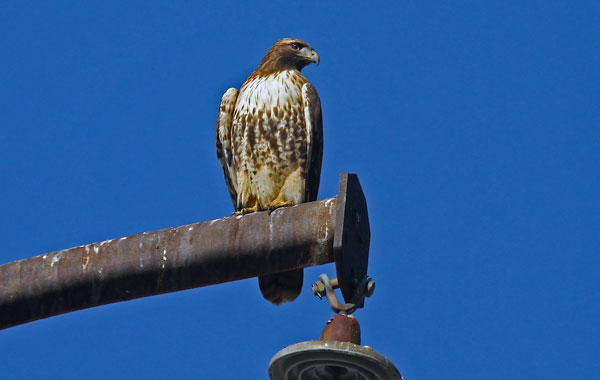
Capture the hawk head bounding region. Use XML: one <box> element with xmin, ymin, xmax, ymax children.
<box><xmin>255</xmin><ymin>38</ymin><xmax>320</xmax><ymax>75</ymax></box>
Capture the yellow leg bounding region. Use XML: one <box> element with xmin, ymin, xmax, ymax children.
<box><xmin>233</xmin><ymin>199</ymin><xmax>261</xmax><ymax>215</ymax></box>
<box><xmin>265</xmin><ymin>194</ymin><xmax>293</xmax><ymax>214</ymax></box>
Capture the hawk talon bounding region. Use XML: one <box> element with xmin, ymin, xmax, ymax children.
<box><xmin>266</xmin><ymin>200</ymin><xmax>293</xmax><ymax>215</ymax></box>
<box><xmin>235</xmin><ymin>204</ymin><xmax>261</xmax><ymax>215</ymax></box>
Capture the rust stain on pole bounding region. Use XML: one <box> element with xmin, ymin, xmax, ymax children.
<box><xmin>0</xmin><ymin>197</ymin><xmax>337</xmax><ymax>330</ymax></box>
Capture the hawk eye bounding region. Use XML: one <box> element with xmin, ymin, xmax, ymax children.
<box><xmin>291</xmin><ymin>43</ymin><xmax>301</xmax><ymax>51</ymax></box>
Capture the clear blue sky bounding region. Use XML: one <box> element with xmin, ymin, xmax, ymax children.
<box><xmin>1</xmin><ymin>1</ymin><xmax>599</xmax><ymax>379</ymax></box>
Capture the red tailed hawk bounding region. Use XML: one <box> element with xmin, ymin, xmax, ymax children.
<box><xmin>216</xmin><ymin>38</ymin><xmax>323</xmax><ymax>305</ymax></box>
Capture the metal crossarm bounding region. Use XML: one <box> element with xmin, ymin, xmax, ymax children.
<box><xmin>0</xmin><ymin>173</ymin><xmax>370</xmax><ymax>330</ymax></box>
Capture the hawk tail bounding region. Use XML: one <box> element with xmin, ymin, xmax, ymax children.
<box><xmin>258</xmin><ymin>269</ymin><xmax>303</xmax><ymax>305</ymax></box>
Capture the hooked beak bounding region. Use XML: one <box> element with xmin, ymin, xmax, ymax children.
<box><xmin>300</xmin><ymin>46</ymin><xmax>320</xmax><ymax>66</ymax></box>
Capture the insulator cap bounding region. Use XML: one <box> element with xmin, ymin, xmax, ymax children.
<box><xmin>320</xmin><ymin>314</ymin><xmax>361</xmax><ymax>344</ymax></box>
<box><xmin>269</xmin><ymin>340</ymin><xmax>402</xmax><ymax>380</ymax></box>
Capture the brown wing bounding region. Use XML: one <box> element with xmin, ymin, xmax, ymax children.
<box><xmin>216</xmin><ymin>88</ymin><xmax>240</xmax><ymax>210</ymax></box>
<box><xmin>302</xmin><ymin>83</ymin><xmax>323</xmax><ymax>202</ymax></box>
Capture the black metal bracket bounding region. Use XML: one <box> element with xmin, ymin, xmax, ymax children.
<box><xmin>334</xmin><ymin>173</ymin><xmax>372</xmax><ymax>307</ymax></box>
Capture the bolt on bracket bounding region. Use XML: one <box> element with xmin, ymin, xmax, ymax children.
<box><xmin>311</xmin><ymin>273</ymin><xmax>375</xmax><ymax>315</ymax></box>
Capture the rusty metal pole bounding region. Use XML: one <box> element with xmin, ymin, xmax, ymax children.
<box><xmin>0</xmin><ymin>173</ymin><xmax>370</xmax><ymax>331</ymax></box>
<box><xmin>0</xmin><ymin>197</ymin><xmax>337</xmax><ymax>330</ymax></box>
